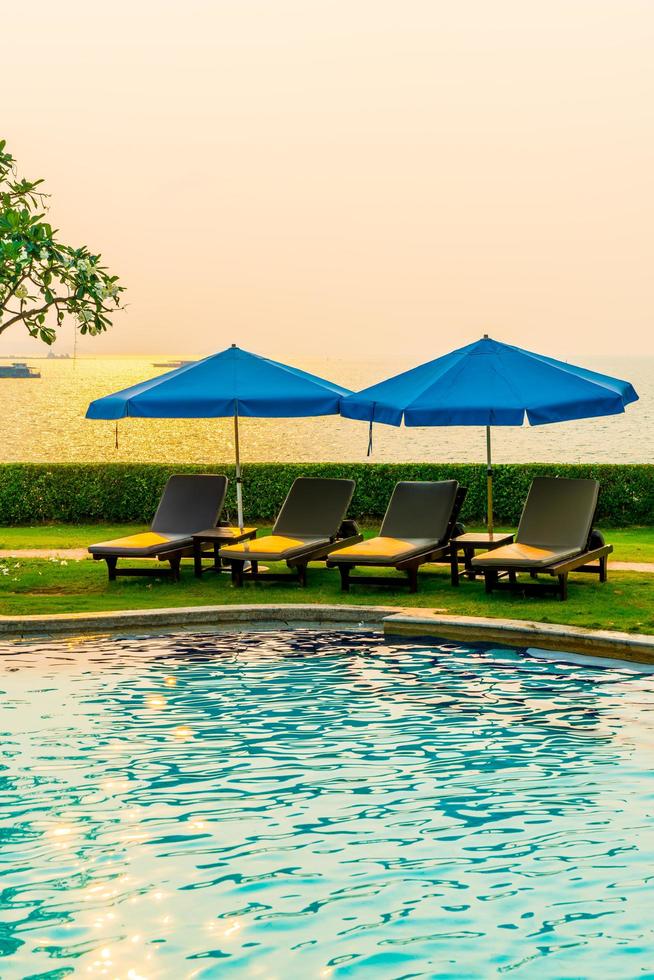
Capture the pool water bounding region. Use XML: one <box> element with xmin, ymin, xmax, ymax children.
<box><xmin>1</xmin><ymin>629</ymin><xmax>653</xmax><ymax>979</ymax></box>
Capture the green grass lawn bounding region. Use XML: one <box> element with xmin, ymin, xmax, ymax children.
<box><xmin>0</xmin><ymin>524</ymin><xmax>140</xmax><ymax>549</ymax></box>
<box><xmin>1</xmin><ymin>523</ymin><xmax>652</xmax><ymax>632</ymax></box>
<box><xmin>0</xmin><ymin>551</ymin><xmax>652</xmax><ymax>634</ymax></box>
<box><xmin>2</xmin><ymin>523</ymin><xmax>654</xmax><ymax>562</ymax></box>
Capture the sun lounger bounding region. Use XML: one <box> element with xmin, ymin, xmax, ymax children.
<box><xmin>219</xmin><ymin>477</ymin><xmax>361</xmax><ymax>586</ymax></box>
<box><xmin>89</xmin><ymin>474</ymin><xmax>228</xmax><ymax>581</ymax></box>
<box><xmin>470</xmin><ymin>477</ymin><xmax>612</xmax><ymax>599</ymax></box>
<box><xmin>326</xmin><ymin>480</ymin><xmax>466</xmax><ymax>593</ymax></box>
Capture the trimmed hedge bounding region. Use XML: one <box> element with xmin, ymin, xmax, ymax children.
<box><xmin>0</xmin><ymin>463</ymin><xmax>651</xmax><ymax>527</ymax></box>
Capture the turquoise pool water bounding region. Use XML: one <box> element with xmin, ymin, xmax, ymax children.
<box><xmin>1</xmin><ymin>629</ymin><xmax>653</xmax><ymax>979</ymax></box>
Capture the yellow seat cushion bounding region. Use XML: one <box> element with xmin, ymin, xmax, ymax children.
<box><xmin>89</xmin><ymin>531</ymin><xmax>190</xmax><ymax>557</ymax></box>
<box><xmin>101</xmin><ymin>532</ymin><xmax>172</xmax><ymax>550</ymax></box>
<box><xmin>471</xmin><ymin>542</ymin><xmax>579</xmax><ymax>568</ymax></box>
<box><xmin>333</xmin><ymin>536</ymin><xmax>439</xmax><ymax>564</ymax></box>
<box><xmin>220</xmin><ymin>535</ymin><xmax>326</xmax><ymax>562</ymax></box>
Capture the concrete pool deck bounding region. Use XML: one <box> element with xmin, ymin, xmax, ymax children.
<box><xmin>1</xmin><ymin>602</ymin><xmax>653</xmax><ymax>665</ymax></box>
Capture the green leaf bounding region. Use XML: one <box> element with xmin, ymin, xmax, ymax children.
<box><xmin>1</xmin><ymin>139</ymin><xmax>124</xmax><ymax>347</ymax></box>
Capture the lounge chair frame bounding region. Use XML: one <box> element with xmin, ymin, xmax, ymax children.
<box><xmin>89</xmin><ymin>475</ymin><xmax>228</xmax><ymax>582</ymax></box>
<box><xmin>98</xmin><ymin>547</ymin><xmax>190</xmax><ymax>582</ymax></box>
<box><xmin>480</xmin><ymin>529</ymin><xmax>612</xmax><ymax>600</ymax></box>
<box><xmin>328</xmin><ymin>486</ymin><xmax>467</xmax><ymax>594</ymax></box>
<box><xmin>223</xmin><ymin>478</ymin><xmax>362</xmax><ymax>588</ymax></box>
<box><xmin>228</xmin><ymin>533</ymin><xmax>363</xmax><ymax>588</ymax></box>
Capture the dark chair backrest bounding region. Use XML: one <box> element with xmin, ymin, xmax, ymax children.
<box><xmin>273</xmin><ymin>478</ymin><xmax>356</xmax><ymax>539</ymax></box>
<box><xmin>380</xmin><ymin>480</ymin><xmax>461</xmax><ymax>542</ymax></box>
<box><xmin>516</xmin><ymin>477</ymin><xmax>599</xmax><ymax>551</ymax></box>
<box><xmin>151</xmin><ymin>474</ymin><xmax>228</xmax><ymax>535</ymax></box>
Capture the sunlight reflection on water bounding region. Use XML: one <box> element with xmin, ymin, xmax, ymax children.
<box><xmin>2</xmin><ymin>355</ymin><xmax>651</xmax><ymax>464</ymax></box>
<box><xmin>1</xmin><ymin>629</ymin><xmax>653</xmax><ymax>978</ymax></box>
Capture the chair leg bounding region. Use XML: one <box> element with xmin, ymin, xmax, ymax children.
<box><xmin>484</xmin><ymin>571</ymin><xmax>496</xmax><ymax>595</ymax></box>
<box><xmin>296</xmin><ymin>564</ymin><xmax>308</xmax><ymax>587</ymax></box>
<box><xmin>169</xmin><ymin>555</ymin><xmax>181</xmax><ymax>582</ymax></box>
<box><xmin>558</xmin><ymin>573</ymin><xmax>568</xmax><ymax>600</ymax></box>
<box><xmin>193</xmin><ymin>543</ymin><xmax>203</xmax><ymax>578</ymax></box>
<box><xmin>338</xmin><ymin>565</ymin><xmax>350</xmax><ymax>592</ymax></box>
<box><xmin>231</xmin><ymin>561</ymin><xmax>244</xmax><ymax>588</ymax></box>
<box><xmin>106</xmin><ymin>556</ymin><xmax>118</xmax><ymax>582</ymax></box>
<box><xmin>450</xmin><ymin>548</ymin><xmax>460</xmax><ymax>586</ymax></box>
<box><xmin>406</xmin><ymin>566</ymin><xmax>418</xmax><ymax>593</ymax></box>
<box><xmin>599</xmin><ymin>554</ymin><xmax>608</xmax><ymax>583</ymax></box>
<box><xmin>508</xmin><ymin>569</ymin><xmax>517</xmax><ymax>586</ymax></box>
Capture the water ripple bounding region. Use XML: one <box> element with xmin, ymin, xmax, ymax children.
<box><xmin>0</xmin><ymin>629</ymin><xmax>653</xmax><ymax>978</ymax></box>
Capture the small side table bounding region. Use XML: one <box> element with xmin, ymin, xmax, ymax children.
<box><xmin>450</xmin><ymin>531</ymin><xmax>514</xmax><ymax>584</ymax></box>
<box><xmin>192</xmin><ymin>526</ymin><xmax>257</xmax><ymax>577</ymax></box>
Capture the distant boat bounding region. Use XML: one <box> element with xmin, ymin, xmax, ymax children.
<box><xmin>152</xmin><ymin>359</ymin><xmax>194</xmax><ymax>368</ymax></box>
<box><xmin>46</xmin><ymin>351</ymin><xmax>71</xmax><ymax>359</ymax></box>
<box><xmin>0</xmin><ymin>362</ymin><xmax>41</xmax><ymax>379</ymax></box>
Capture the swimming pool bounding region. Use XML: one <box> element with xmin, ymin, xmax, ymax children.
<box><xmin>1</xmin><ymin>629</ymin><xmax>653</xmax><ymax>978</ymax></box>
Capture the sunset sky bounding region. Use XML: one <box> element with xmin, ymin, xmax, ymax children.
<box><xmin>2</xmin><ymin>0</ymin><xmax>653</xmax><ymax>359</ymax></box>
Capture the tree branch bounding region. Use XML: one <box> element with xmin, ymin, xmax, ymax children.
<box><xmin>0</xmin><ymin>295</ymin><xmax>72</xmax><ymax>333</ymax></box>
<box><xmin>0</xmin><ymin>268</ymin><xmax>30</xmax><ymax>310</ymax></box>
<box><xmin>1</xmin><ymin>142</ymin><xmax>124</xmax><ymax>345</ymax></box>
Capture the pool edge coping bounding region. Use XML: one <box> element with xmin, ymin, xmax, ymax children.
<box><xmin>383</xmin><ymin>613</ymin><xmax>654</xmax><ymax>663</ymax></box>
<box><xmin>1</xmin><ymin>603</ymin><xmax>653</xmax><ymax>664</ymax></box>
<box><xmin>0</xmin><ymin>603</ymin><xmax>393</xmax><ymax>638</ymax></box>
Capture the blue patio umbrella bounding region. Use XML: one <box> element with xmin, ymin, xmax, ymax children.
<box><xmin>341</xmin><ymin>335</ymin><xmax>638</xmax><ymax>534</ymax></box>
<box><xmin>87</xmin><ymin>344</ymin><xmax>351</xmax><ymax>528</ymax></box>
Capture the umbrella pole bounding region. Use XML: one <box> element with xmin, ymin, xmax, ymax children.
<box><xmin>486</xmin><ymin>425</ymin><xmax>494</xmax><ymax>537</ymax></box>
<box><xmin>234</xmin><ymin>409</ymin><xmax>244</xmax><ymax>530</ymax></box>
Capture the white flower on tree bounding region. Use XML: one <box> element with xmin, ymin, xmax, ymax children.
<box><xmin>0</xmin><ymin>138</ymin><xmax>125</xmax><ymax>346</ymax></box>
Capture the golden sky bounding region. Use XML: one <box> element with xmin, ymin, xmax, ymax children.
<box><xmin>2</xmin><ymin>0</ymin><xmax>653</xmax><ymax>358</ymax></box>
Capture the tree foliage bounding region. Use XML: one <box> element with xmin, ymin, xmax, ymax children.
<box><xmin>0</xmin><ymin>139</ymin><xmax>125</xmax><ymax>345</ymax></box>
